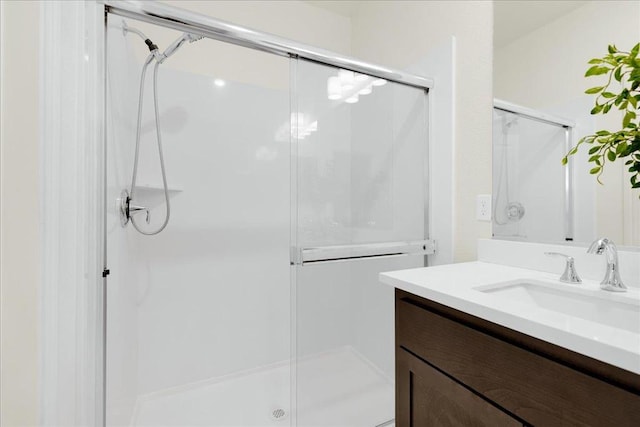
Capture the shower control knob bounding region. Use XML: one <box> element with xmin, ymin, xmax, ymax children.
<box><xmin>118</xmin><ymin>189</ymin><xmax>151</xmax><ymax>226</ymax></box>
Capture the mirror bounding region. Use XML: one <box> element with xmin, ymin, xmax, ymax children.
<box><xmin>493</xmin><ymin>1</ymin><xmax>640</xmax><ymax>247</ymax></box>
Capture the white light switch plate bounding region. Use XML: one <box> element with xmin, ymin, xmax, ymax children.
<box><xmin>476</xmin><ymin>194</ymin><xmax>492</xmax><ymax>221</ymax></box>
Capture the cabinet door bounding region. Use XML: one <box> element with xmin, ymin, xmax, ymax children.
<box><xmin>396</xmin><ymin>349</ymin><xmax>522</xmax><ymax>427</ymax></box>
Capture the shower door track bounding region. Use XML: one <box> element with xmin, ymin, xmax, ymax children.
<box><xmin>101</xmin><ymin>0</ymin><xmax>433</xmax><ymax>91</ymax></box>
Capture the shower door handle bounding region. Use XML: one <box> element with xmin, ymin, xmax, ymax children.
<box><xmin>296</xmin><ymin>240</ymin><xmax>436</xmax><ymax>265</ymax></box>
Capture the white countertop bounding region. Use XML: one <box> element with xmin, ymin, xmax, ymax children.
<box><xmin>380</xmin><ymin>261</ymin><xmax>640</xmax><ymax>375</ymax></box>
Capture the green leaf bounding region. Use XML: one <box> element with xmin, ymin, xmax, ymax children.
<box><xmin>614</xmin><ymin>67</ymin><xmax>623</xmax><ymax>82</ymax></box>
<box><xmin>590</xmin><ymin>166</ymin><xmax>602</xmax><ymax>174</ymax></box>
<box><xmin>591</xmin><ymin>104</ymin><xmax>603</xmax><ymax>114</ymax></box>
<box><xmin>623</xmin><ymin>111</ymin><xmax>636</xmax><ymax>127</ymax></box>
<box><xmin>608</xmin><ymin>44</ymin><xmax>617</xmax><ymax>54</ymax></box>
<box><xmin>607</xmin><ymin>151</ymin><xmax>617</xmax><ymax>162</ymax></box>
<box><xmin>585</xmin><ymin>66</ymin><xmax>610</xmax><ymax>76</ymax></box>
<box><xmin>588</xmin><ymin>58</ymin><xmax>604</xmax><ymax>64</ymax></box>
<box><xmin>561</xmin><ymin>157</ymin><xmax>568</xmax><ymax>165</ymax></box>
<box><xmin>595</xmin><ymin>130</ymin><xmax>611</xmax><ymax>136</ymax></box>
<box><xmin>631</xmin><ymin>42</ymin><xmax>640</xmax><ymax>57</ymax></box>
<box><xmin>617</xmin><ymin>141</ymin><xmax>629</xmax><ymax>154</ymax></box>
<box><xmin>585</xmin><ymin>86</ymin><xmax>604</xmax><ymax>94</ymax></box>
<box><xmin>601</xmin><ymin>91</ymin><xmax>616</xmax><ymax>98</ymax></box>
<box><xmin>589</xmin><ymin>146</ymin><xmax>600</xmax><ymax>155</ymax></box>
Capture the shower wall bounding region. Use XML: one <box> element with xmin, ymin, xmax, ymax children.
<box><xmin>132</xmin><ymin>67</ymin><xmax>291</xmax><ymax>393</ymax></box>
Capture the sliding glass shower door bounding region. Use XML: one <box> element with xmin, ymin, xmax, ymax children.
<box><xmin>105</xmin><ymin>15</ymin><xmax>292</xmax><ymax>426</ymax></box>
<box><xmin>105</xmin><ymin>12</ymin><xmax>430</xmax><ymax>427</ymax></box>
<box><xmin>292</xmin><ymin>59</ymin><xmax>430</xmax><ymax>427</ymax></box>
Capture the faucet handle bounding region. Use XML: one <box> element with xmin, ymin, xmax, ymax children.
<box><xmin>129</xmin><ymin>204</ymin><xmax>151</xmax><ymax>224</ymax></box>
<box><xmin>545</xmin><ymin>252</ymin><xmax>582</xmax><ymax>284</ymax></box>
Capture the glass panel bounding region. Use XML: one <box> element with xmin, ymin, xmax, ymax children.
<box><xmin>293</xmin><ymin>59</ymin><xmax>429</xmax><ymax>426</ymax></box>
<box><xmin>295</xmin><ymin>61</ymin><xmax>427</xmax><ymax>249</ymax></box>
<box><xmin>105</xmin><ymin>15</ymin><xmax>291</xmax><ymax>426</ymax></box>
<box><xmin>492</xmin><ymin>109</ymin><xmax>567</xmax><ymax>241</ymax></box>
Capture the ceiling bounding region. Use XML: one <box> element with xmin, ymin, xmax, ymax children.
<box><xmin>494</xmin><ymin>1</ymin><xmax>588</xmax><ymax>48</ymax></box>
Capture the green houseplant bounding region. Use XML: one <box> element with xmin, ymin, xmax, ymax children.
<box><xmin>562</xmin><ymin>43</ymin><xmax>640</xmax><ymax>191</ymax></box>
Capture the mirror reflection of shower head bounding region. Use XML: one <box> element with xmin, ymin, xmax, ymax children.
<box><xmin>160</xmin><ymin>33</ymin><xmax>204</xmax><ymax>63</ymax></box>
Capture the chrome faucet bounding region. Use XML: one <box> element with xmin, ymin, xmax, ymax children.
<box><xmin>587</xmin><ymin>238</ymin><xmax>627</xmax><ymax>292</ymax></box>
<box><xmin>545</xmin><ymin>252</ymin><xmax>582</xmax><ymax>284</ymax></box>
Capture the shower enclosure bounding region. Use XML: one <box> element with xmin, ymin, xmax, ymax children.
<box><xmin>492</xmin><ymin>100</ymin><xmax>575</xmax><ymax>242</ymax></box>
<box><xmin>104</xmin><ymin>2</ymin><xmax>431</xmax><ymax>426</ymax></box>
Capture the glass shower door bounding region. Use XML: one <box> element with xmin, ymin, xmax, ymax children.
<box><xmin>292</xmin><ymin>59</ymin><xmax>430</xmax><ymax>426</ymax></box>
<box><xmin>105</xmin><ymin>15</ymin><xmax>292</xmax><ymax>427</ymax></box>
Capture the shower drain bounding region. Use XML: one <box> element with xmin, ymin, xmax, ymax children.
<box><xmin>271</xmin><ymin>408</ymin><xmax>287</xmax><ymax>421</ymax></box>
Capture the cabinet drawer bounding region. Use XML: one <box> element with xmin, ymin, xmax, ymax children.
<box><xmin>397</xmin><ymin>348</ymin><xmax>522</xmax><ymax>427</ymax></box>
<box><xmin>397</xmin><ymin>298</ymin><xmax>640</xmax><ymax>426</ymax></box>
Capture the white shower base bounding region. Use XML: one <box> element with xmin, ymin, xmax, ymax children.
<box><xmin>131</xmin><ymin>347</ymin><xmax>394</xmax><ymax>427</ymax></box>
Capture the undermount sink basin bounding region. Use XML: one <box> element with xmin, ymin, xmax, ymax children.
<box><xmin>475</xmin><ymin>280</ymin><xmax>640</xmax><ymax>334</ymax></box>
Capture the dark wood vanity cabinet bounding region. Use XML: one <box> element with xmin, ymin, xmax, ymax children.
<box><xmin>395</xmin><ymin>289</ymin><xmax>640</xmax><ymax>427</ymax></box>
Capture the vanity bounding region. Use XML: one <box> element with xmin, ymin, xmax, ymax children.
<box><xmin>381</xmin><ymin>240</ymin><xmax>640</xmax><ymax>426</ymax></box>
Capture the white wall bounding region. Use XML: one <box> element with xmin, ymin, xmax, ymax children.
<box><xmin>0</xmin><ymin>1</ymin><xmax>40</xmax><ymax>425</ymax></box>
<box><xmin>494</xmin><ymin>0</ymin><xmax>640</xmax><ymax>245</ymax></box>
<box><xmin>350</xmin><ymin>1</ymin><xmax>494</xmax><ymax>262</ymax></box>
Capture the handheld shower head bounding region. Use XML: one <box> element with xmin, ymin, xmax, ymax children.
<box><xmin>160</xmin><ymin>33</ymin><xmax>204</xmax><ymax>63</ymax></box>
